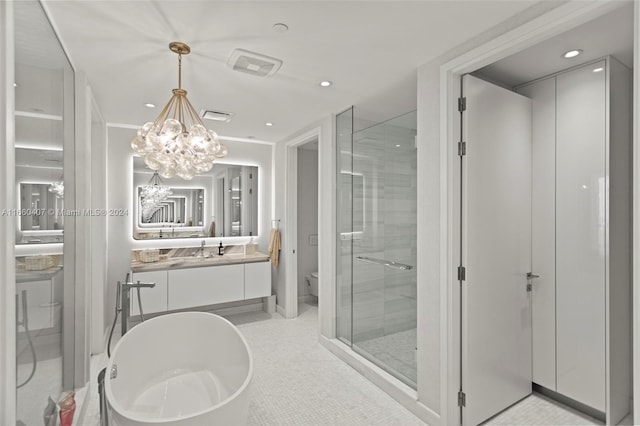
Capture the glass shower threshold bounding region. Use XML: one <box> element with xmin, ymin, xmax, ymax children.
<box><xmin>352</xmin><ymin>340</ymin><xmax>417</xmax><ymax>389</ymax></box>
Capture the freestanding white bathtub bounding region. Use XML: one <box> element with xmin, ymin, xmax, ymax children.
<box><xmin>105</xmin><ymin>312</ymin><xmax>253</xmax><ymax>426</ymax></box>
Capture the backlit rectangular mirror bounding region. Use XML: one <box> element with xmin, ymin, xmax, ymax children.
<box><xmin>16</xmin><ymin>148</ymin><xmax>65</xmax><ymax>244</ymax></box>
<box><xmin>133</xmin><ymin>156</ymin><xmax>258</xmax><ymax>240</ymax></box>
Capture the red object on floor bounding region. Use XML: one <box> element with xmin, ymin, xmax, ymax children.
<box><xmin>59</xmin><ymin>391</ymin><xmax>76</xmax><ymax>426</ymax></box>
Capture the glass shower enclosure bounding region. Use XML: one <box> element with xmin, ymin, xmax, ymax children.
<box><xmin>336</xmin><ymin>108</ymin><xmax>417</xmax><ymax>387</ymax></box>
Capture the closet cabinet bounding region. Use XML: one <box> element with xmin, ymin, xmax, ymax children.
<box><xmin>518</xmin><ymin>57</ymin><xmax>631</xmax><ymax>424</ymax></box>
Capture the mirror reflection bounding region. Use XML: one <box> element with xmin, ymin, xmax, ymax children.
<box><xmin>138</xmin><ymin>187</ymin><xmax>203</xmax><ymax>226</ymax></box>
<box><xmin>133</xmin><ymin>156</ymin><xmax>258</xmax><ymax>240</ymax></box>
<box><xmin>16</xmin><ymin>148</ymin><xmax>65</xmax><ymax>244</ymax></box>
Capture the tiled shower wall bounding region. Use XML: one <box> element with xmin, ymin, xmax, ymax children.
<box><xmin>337</xmin><ymin>110</ymin><xmax>417</xmax><ymax>346</ymax></box>
<box><xmin>351</xmin><ymin>119</ymin><xmax>417</xmax><ymax>342</ymax></box>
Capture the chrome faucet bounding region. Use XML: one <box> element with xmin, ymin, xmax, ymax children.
<box><xmin>118</xmin><ymin>273</ymin><xmax>156</xmax><ymax>336</ymax></box>
<box><xmin>197</xmin><ymin>240</ymin><xmax>206</xmax><ymax>257</ymax></box>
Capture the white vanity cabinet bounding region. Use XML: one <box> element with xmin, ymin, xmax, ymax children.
<box><xmin>168</xmin><ymin>264</ymin><xmax>244</xmax><ymax>310</ymax></box>
<box><xmin>16</xmin><ymin>267</ymin><xmax>63</xmax><ymax>330</ymax></box>
<box><xmin>244</xmin><ymin>261</ymin><xmax>271</xmax><ymax>299</ymax></box>
<box><xmin>131</xmin><ymin>259</ymin><xmax>271</xmax><ymax>314</ymax></box>
<box><xmin>518</xmin><ymin>57</ymin><xmax>631</xmax><ymax>423</ymax></box>
<box><xmin>131</xmin><ymin>270</ymin><xmax>168</xmax><ymax>315</ymax></box>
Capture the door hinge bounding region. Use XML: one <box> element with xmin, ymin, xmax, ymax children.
<box><xmin>458</xmin><ymin>390</ymin><xmax>466</xmax><ymax>407</ymax></box>
<box><xmin>458</xmin><ymin>97</ymin><xmax>466</xmax><ymax>112</ymax></box>
<box><xmin>457</xmin><ymin>266</ymin><xmax>466</xmax><ymax>281</ymax></box>
<box><xmin>458</xmin><ymin>141</ymin><xmax>466</xmax><ymax>157</ymax></box>
<box><xmin>249</xmin><ymin>188</ymin><xmax>253</xmax><ymax>194</ymax></box>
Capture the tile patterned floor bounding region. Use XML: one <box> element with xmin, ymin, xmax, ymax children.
<box><xmin>483</xmin><ymin>393</ymin><xmax>603</xmax><ymax>425</ymax></box>
<box><xmin>77</xmin><ymin>304</ymin><xmax>633</xmax><ymax>426</ymax></box>
<box><xmin>355</xmin><ymin>328</ymin><xmax>417</xmax><ymax>385</ymax></box>
<box><xmin>79</xmin><ymin>304</ymin><xmax>425</xmax><ymax>426</ymax></box>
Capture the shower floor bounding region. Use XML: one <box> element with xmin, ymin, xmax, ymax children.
<box><xmin>355</xmin><ymin>328</ymin><xmax>417</xmax><ymax>386</ymax></box>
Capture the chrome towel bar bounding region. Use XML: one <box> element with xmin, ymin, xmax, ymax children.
<box><xmin>355</xmin><ymin>256</ymin><xmax>413</xmax><ymax>271</ymax></box>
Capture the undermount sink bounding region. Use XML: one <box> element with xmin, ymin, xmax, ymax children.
<box><xmin>171</xmin><ymin>247</ymin><xmax>199</xmax><ymax>258</ymax></box>
<box><xmin>170</xmin><ymin>247</ymin><xmax>237</xmax><ymax>259</ymax></box>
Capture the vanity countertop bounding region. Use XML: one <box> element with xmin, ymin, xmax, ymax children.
<box><xmin>131</xmin><ymin>250</ymin><xmax>270</xmax><ymax>272</ymax></box>
<box><xmin>16</xmin><ymin>266</ymin><xmax>63</xmax><ymax>283</ymax></box>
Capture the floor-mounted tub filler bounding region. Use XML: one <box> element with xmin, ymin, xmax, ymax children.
<box><xmin>105</xmin><ymin>312</ymin><xmax>253</xmax><ymax>426</ymax></box>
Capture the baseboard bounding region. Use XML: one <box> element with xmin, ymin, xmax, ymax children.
<box><xmin>298</xmin><ymin>294</ymin><xmax>317</xmax><ymax>303</ymax></box>
<box><xmin>209</xmin><ymin>301</ymin><xmax>263</xmax><ymax>316</ymax></box>
<box><xmin>276</xmin><ymin>304</ymin><xmax>286</xmax><ymax>317</ymax></box>
<box><xmin>533</xmin><ymin>383</ymin><xmax>605</xmax><ymax>422</ymax></box>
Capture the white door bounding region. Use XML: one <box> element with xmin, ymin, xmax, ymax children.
<box><xmin>461</xmin><ymin>74</ymin><xmax>532</xmax><ymax>425</ymax></box>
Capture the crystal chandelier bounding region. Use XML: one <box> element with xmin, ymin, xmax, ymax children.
<box><xmin>140</xmin><ymin>172</ymin><xmax>172</xmax><ymax>221</ymax></box>
<box><xmin>48</xmin><ymin>180</ymin><xmax>64</xmax><ymax>198</ymax></box>
<box><xmin>131</xmin><ymin>42</ymin><xmax>228</xmax><ymax>180</ymax></box>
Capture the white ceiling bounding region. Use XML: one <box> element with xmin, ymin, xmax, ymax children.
<box><xmin>41</xmin><ymin>0</ymin><xmax>540</xmax><ymax>142</ymax></box>
<box><xmin>475</xmin><ymin>2</ymin><xmax>634</xmax><ymax>87</ymax></box>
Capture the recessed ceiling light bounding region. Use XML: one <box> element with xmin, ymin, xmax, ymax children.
<box><xmin>562</xmin><ymin>49</ymin><xmax>583</xmax><ymax>59</ymax></box>
<box><xmin>593</xmin><ymin>67</ymin><xmax>604</xmax><ymax>73</ymax></box>
<box><xmin>265</xmin><ymin>122</ymin><xmax>273</xmax><ymax>127</ymax></box>
<box><xmin>395</xmin><ymin>144</ymin><xmax>401</xmax><ymax>147</ymax></box>
<box><xmin>273</xmin><ymin>23</ymin><xmax>288</xmax><ymax>33</ymax></box>
<box><xmin>319</xmin><ymin>81</ymin><xmax>332</xmax><ymax>87</ymax></box>
<box><xmin>144</xmin><ymin>103</ymin><xmax>156</xmax><ymax>108</ymax></box>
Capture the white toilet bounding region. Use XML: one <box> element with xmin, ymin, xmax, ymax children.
<box><xmin>305</xmin><ymin>271</ymin><xmax>319</xmax><ymax>297</ymax></box>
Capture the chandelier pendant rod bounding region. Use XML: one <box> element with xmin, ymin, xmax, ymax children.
<box><xmin>178</xmin><ymin>52</ymin><xmax>182</xmax><ymax>90</ymax></box>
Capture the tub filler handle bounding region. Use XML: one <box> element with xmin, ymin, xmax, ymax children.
<box><xmin>110</xmin><ymin>364</ymin><xmax>118</xmax><ymax>379</ymax></box>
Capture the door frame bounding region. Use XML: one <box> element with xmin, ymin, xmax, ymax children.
<box><xmin>283</xmin><ymin>127</ymin><xmax>321</xmax><ymax>319</ymax></box>
<box><xmin>439</xmin><ymin>2</ymin><xmax>634</xmax><ymax>424</ymax></box>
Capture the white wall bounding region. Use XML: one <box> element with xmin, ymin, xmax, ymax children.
<box><xmin>296</xmin><ymin>148</ymin><xmax>318</xmax><ymax>299</ymax></box>
<box><xmin>104</xmin><ymin>126</ymin><xmax>274</xmax><ymax>330</ymax></box>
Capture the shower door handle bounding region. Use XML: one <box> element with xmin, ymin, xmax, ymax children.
<box><xmin>355</xmin><ymin>256</ymin><xmax>413</xmax><ymax>271</ymax></box>
<box><xmin>526</xmin><ymin>272</ymin><xmax>539</xmax><ymax>292</ymax></box>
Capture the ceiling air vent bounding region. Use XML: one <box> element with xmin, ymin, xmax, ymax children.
<box><xmin>227</xmin><ymin>48</ymin><xmax>282</xmax><ymax>77</ymax></box>
<box><xmin>201</xmin><ymin>109</ymin><xmax>234</xmax><ymax>123</ymax></box>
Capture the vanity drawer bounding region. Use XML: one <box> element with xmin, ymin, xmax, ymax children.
<box><xmin>168</xmin><ymin>264</ymin><xmax>244</xmax><ymax>310</ymax></box>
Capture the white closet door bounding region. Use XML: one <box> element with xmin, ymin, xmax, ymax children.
<box><xmin>518</xmin><ymin>78</ymin><xmax>557</xmax><ymax>391</ymax></box>
<box><xmin>462</xmin><ymin>74</ymin><xmax>532</xmax><ymax>426</ymax></box>
<box><xmin>556</xmin><ymin>61</ymin><xmax>606</xmax><ymax>411</ymax></box>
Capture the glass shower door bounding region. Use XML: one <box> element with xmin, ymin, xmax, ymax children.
<box><xmin>336</xmin><ymin>109</ymin><xmax>417</xmax><ymax>388</ymax></box>
<box><xmin>336</xmin><ymin>107</ymin><xmax>354</xmax><ymax>344</ymax></box>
